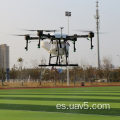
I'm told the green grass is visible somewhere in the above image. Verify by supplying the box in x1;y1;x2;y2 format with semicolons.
0;86;120;120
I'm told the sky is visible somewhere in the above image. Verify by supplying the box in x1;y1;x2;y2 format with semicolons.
0;0;120;68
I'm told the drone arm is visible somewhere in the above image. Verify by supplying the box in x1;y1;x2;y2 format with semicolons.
30;37;39;40
70;34;94;49
67;34;88;39
29;37;42;48
76;35;89;38
67;34;89;52
25;37;40;50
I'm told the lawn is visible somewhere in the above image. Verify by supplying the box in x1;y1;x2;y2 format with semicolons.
0;86;120;120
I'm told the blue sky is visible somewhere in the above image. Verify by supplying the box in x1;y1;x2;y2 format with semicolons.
0;0;120;68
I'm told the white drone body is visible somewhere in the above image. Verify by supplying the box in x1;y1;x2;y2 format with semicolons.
41;41;69;55
41;33;69;63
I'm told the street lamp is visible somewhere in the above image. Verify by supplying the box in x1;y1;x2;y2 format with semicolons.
65;11;71;86
65;11;71;35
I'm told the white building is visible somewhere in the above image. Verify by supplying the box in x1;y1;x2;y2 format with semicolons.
0;44;9;70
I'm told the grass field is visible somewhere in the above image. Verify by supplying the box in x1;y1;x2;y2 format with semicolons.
0;86;120;120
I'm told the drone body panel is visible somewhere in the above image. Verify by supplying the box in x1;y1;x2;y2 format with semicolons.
50;33;67;39
41;41;69;56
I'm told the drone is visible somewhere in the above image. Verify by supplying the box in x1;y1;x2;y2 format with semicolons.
17;28;94;67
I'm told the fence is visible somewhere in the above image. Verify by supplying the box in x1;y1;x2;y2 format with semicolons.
0;80;120;88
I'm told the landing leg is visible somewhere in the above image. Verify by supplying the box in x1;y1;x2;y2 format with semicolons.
49;53;52;64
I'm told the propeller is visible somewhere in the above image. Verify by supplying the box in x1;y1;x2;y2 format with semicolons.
75;30;95;50
12;34;31;51
20;29;58;38
75;29;107;50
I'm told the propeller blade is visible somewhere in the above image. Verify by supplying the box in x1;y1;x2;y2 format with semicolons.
76;30;93;32
20;29;37;32
11;34;35;36
26;30;36;32
75;29;106;34
44;30;59;32
13;34;26;36
21;29;59;32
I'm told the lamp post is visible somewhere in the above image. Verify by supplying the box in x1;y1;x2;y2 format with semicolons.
65;11;71;86
94;54;96;67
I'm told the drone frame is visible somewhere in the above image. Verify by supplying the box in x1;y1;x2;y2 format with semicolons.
21;30;94;67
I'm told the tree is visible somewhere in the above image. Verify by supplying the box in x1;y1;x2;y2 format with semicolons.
17;57;24;70
102;56;114;82
17;57;24;80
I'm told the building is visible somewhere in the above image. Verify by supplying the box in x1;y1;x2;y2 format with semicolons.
0;44;9;70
